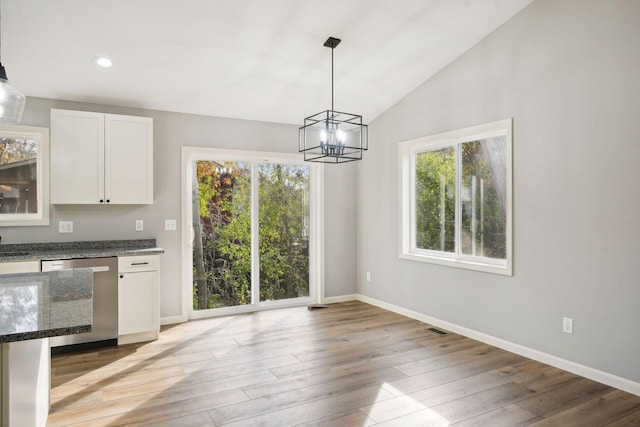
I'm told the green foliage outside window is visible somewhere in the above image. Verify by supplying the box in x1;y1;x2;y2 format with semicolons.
415;137;507;260
192;161;310;310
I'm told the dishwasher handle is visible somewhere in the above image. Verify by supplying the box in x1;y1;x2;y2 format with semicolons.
41;261;65;271
87;266;111;273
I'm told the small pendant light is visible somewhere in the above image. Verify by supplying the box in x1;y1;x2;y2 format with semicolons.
0;0;26;124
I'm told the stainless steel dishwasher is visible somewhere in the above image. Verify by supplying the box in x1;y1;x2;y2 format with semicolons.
42;257;118;350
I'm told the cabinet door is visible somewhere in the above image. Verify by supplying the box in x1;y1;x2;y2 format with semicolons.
118;270;159;336
50;109;105;204
105;114;153;204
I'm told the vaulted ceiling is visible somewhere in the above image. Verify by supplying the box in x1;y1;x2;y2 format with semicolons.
2;0;534;125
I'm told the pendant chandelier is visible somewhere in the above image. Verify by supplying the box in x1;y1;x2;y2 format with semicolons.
299;37;368;164
0;0;25;124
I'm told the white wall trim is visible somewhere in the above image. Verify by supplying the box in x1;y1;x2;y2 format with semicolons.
324;294;358;304
356;294;640;397
397;118;513;276
313;165;325;305
160;315;186;326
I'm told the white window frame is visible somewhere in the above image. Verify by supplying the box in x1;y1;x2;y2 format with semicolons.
398;119;513;276
181;146;325;321
0;125;50;226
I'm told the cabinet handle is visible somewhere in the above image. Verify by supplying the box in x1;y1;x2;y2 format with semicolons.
119;275;124;279
106;199;110;203
131;262;149;266
99;199;104;203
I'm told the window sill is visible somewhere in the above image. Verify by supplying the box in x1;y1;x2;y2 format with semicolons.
399;251;512;276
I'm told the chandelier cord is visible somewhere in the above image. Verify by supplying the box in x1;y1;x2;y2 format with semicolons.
331;45;334;111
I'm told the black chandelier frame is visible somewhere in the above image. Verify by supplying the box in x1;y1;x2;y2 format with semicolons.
299;37;368;164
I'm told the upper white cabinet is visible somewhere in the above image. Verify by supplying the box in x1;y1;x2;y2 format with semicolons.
104;114;154;204
50;109;153;204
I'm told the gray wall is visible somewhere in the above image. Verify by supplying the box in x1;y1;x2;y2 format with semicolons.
357;0;640;383
3;97;357;318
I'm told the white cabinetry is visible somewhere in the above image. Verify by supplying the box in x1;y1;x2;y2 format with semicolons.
50;109;153;204
117;255;160;345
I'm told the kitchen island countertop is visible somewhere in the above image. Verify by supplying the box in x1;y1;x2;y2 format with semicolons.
0;269;93;343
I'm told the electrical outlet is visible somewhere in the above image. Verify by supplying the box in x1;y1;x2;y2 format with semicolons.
135;220;144;231
58;221;73;233
366;272;371;282
165;219;177;231
562;317;573;334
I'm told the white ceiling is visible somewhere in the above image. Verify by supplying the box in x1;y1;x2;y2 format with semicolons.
2;0;534;125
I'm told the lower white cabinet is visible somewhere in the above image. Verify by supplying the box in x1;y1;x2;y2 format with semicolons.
117;255;160;345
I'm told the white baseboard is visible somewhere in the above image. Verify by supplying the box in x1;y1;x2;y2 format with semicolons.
118;330;159;345
324;294;358;304
357;294;640;397
161;315;187;326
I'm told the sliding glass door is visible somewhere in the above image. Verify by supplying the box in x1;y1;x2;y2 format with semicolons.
183;148;321;318
258;163;310;302
192;160;252;310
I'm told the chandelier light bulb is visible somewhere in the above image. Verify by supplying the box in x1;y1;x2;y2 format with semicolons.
0;74;26;124
0;0;27;123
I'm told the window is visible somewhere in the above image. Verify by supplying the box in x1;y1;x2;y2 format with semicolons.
399;119;512;275
182;147;323;319
0;125;50;226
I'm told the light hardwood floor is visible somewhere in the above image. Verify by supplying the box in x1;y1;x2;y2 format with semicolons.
48;301;640;426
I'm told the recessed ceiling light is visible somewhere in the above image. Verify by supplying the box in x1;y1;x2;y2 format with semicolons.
95;57;113;68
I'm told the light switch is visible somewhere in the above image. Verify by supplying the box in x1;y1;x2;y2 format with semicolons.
135;220;144;231
59;221;73;233
165;219;177;231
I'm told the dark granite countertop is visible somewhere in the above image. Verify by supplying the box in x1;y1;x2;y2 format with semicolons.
0;239;164;263
0;269;93;343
